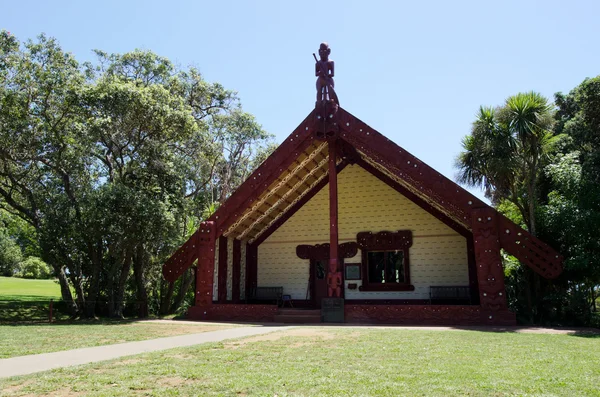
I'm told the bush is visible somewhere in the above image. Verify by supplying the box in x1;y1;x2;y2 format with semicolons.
16;257;53;279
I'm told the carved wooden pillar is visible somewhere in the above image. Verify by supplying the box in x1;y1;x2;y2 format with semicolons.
471;208;509;321
232;239;241;303
195;221;216;306
218;235;228;303
327;140;342;297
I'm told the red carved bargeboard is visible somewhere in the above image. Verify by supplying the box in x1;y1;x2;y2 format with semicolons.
188;304;278;322
345;305;516;325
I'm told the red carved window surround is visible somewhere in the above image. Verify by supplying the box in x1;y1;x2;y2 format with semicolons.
357;230;414;292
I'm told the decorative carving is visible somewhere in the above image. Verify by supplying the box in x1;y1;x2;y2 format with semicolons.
356;230;413;250
357;230;414;292
296;242;358;260
334;107;563;277
498;216;563;279
327;271;343;297
193;221;217;306
471;208;508;316
314;42;339;107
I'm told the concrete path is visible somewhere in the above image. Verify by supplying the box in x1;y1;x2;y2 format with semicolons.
0;325;292;379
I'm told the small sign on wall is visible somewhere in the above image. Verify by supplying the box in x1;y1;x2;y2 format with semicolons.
345;262;361;280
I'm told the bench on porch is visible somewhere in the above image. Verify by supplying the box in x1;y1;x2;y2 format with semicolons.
429;286;471;304
247;286;284;307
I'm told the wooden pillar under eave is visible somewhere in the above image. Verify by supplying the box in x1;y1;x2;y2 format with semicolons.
218;236;228;303
232;239;241;303
327;140;341;297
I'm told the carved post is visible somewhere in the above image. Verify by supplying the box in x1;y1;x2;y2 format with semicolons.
196;221;216;306
471;208;511;323
327;140;341;297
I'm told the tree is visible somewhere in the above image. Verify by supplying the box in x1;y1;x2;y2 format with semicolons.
0;31;272;318
456;92;561;323
456;92;559;236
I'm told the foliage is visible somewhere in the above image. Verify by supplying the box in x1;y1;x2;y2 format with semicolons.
16;256;53;279
0;229;22;276
0;31;273;318
456;92;560;235
459;80;600;326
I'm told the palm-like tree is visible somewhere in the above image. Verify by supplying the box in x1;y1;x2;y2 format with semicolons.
456;92;559;236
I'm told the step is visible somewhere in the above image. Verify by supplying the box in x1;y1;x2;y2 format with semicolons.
273;314;322;324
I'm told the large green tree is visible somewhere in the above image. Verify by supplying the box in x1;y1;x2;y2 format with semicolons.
0;31;272;318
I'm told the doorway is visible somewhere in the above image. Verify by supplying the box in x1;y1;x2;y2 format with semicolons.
310;259;328;308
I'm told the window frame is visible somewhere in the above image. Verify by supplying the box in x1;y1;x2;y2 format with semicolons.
357;230;414;292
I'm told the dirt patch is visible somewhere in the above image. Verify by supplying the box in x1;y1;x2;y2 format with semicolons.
224;328;335;349
132;323;230;337
112;358;144;366
19;388;84;397
1;379;34;394
157;376;190;387
167;353;195;360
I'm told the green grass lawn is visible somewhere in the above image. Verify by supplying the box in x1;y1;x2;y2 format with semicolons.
0;276;62;301
0;321;236;358
0;276;69;323
1;327;599;396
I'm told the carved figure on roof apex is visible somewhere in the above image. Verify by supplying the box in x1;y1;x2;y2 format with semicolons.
314;42;339;108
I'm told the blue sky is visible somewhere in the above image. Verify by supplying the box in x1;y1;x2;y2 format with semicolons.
3;0;599;201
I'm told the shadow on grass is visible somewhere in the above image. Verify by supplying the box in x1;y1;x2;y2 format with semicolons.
447;325;600;337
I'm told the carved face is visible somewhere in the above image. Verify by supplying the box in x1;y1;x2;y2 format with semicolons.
318;43;330;60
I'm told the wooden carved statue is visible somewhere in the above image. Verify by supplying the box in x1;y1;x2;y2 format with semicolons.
327;271;342;297
314;42;339;106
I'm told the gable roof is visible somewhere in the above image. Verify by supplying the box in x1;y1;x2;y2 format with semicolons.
163;107;564;282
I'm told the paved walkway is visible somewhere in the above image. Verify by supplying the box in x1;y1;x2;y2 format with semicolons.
0;325;292;379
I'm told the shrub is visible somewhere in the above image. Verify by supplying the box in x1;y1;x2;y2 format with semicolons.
16;257;53;279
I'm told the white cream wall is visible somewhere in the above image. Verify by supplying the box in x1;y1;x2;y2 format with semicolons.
257;164;469;300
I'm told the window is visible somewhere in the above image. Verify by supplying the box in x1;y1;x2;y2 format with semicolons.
367;250;405;284
357;231;414;291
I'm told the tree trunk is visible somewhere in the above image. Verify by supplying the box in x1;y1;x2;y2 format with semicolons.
113;248;132;318
84;241;103;318
171;267;194;314
55;265;78;315
133;245;149;318
160;279;175;315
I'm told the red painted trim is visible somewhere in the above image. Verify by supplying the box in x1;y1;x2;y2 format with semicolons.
212;111;318;235
466;236;479;304
252;161;348;246
165;106;563;285
188;304;277;322
232;239;241;303
471;208;508;313
356;157;471;238
218;236;228;303
357;230;413;291
337;108;485;224
194;221;216;306
328;140;339;276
